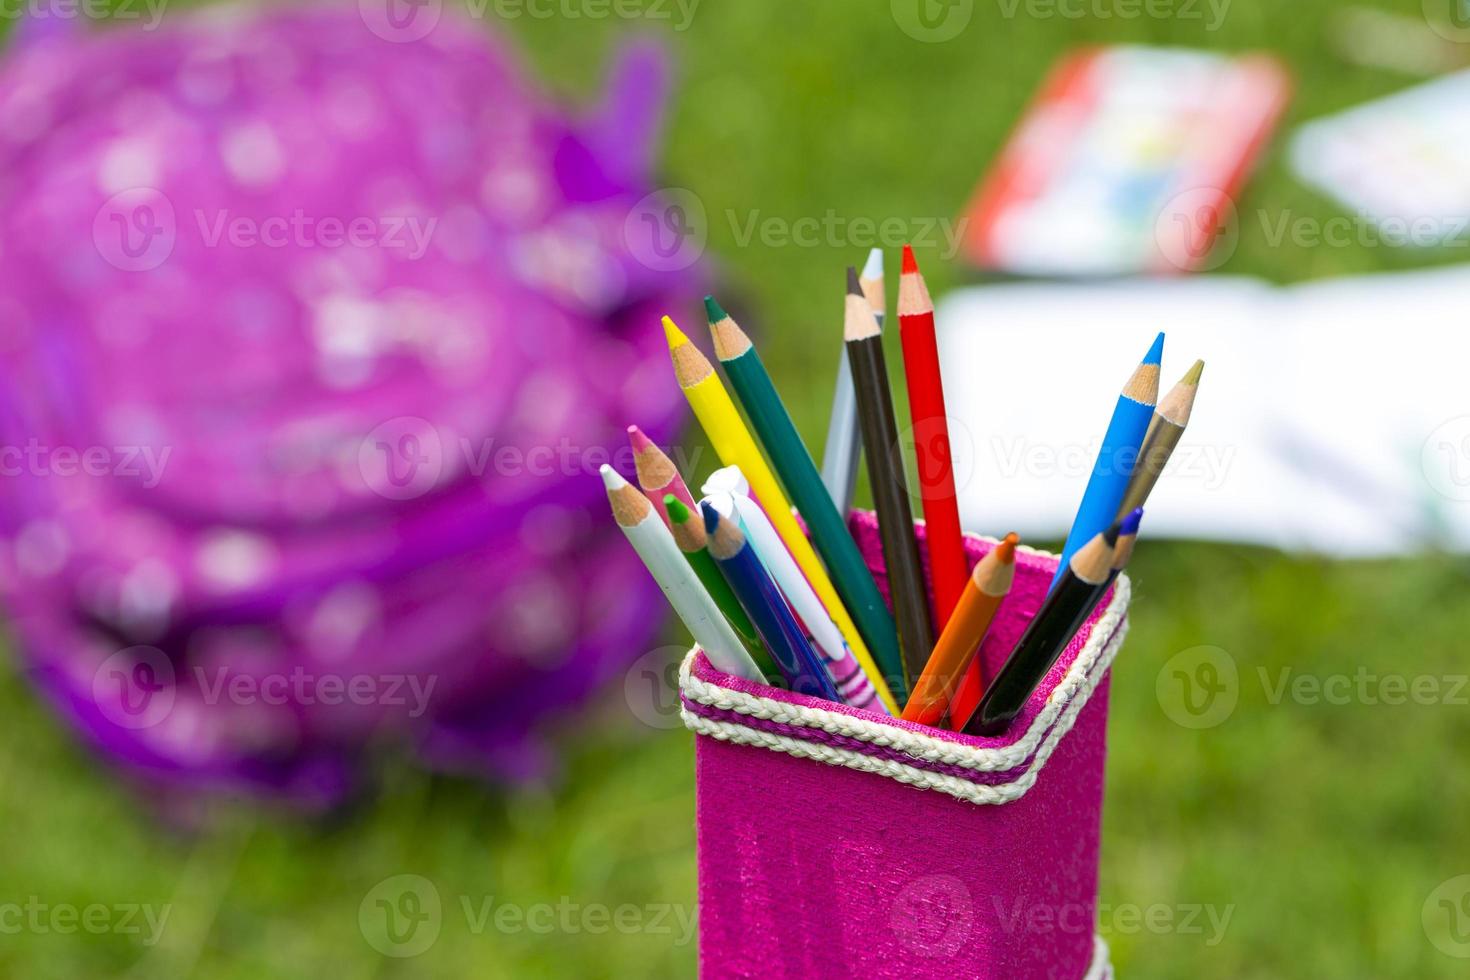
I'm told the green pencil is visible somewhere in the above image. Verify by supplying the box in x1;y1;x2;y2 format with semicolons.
665;495;781;683
706;295;908;702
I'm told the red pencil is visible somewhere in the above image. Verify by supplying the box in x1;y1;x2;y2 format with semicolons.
897;245;967;629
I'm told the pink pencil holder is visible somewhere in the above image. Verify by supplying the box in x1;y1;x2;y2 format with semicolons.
679;512;1129;979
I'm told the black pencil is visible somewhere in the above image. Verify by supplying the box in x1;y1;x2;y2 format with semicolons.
844;266;934;692
960;523;1120;736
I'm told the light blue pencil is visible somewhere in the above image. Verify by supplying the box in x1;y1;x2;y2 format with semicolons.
820;248;884;513
1049;333;1163;592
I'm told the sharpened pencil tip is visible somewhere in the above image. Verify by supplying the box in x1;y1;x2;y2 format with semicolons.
995;532;1019;564
862;248;884;281
665;495;692;523
1142;332;1165;366
599;464;626;491
1182;359;1205;385
662;315;689;349
627;425;655;455
901;243;919;275
699;500;721;535
703;295;728;325
1120;507;1144;536
845;266;863;296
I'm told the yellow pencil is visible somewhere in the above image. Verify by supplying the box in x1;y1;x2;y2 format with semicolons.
663;316;898;714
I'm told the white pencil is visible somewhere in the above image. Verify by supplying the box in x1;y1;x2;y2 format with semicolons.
819;248;884;513
703;466;885;713
601;465;763;682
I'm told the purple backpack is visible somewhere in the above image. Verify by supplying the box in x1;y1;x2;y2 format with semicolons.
0;4;693;809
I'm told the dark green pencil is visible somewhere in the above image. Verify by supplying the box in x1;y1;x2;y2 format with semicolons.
707;296;907;704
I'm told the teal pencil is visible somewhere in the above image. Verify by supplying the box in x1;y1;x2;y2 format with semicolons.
707;295;906;702
1050;334;1162;592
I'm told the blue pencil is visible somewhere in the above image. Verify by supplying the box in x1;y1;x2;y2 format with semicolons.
1050;333;1163;592
701;502;841;703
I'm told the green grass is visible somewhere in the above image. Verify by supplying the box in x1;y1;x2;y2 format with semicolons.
5;0;1470;976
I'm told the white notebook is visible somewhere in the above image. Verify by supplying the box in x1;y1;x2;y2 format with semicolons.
933;268;1470;556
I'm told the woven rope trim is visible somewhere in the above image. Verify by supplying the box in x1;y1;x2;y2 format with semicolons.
679;575;1129;779
1086;935;1114;980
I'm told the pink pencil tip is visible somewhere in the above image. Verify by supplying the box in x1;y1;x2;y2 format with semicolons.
627;426;655;454
901;244;919;275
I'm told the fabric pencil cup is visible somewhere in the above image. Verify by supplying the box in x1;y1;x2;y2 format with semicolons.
678;511;1129;979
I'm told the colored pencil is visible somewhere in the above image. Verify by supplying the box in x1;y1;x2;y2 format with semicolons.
664;315;900;714
664;494;778;681
702;502;841;702
1049;333;1162;592
600;465;763;683
897;245;968;629
962;525;1120;737
706;294;903;704
903;533;1019;728
1117;361;1204;519
820;247;884;514
629;425;695;528
844;266;934;690
704;486;884;713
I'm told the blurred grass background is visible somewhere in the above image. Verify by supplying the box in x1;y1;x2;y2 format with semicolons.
4;0;1470;976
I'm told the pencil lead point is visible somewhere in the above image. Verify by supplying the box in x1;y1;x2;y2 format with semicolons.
1120;507;1144;536
662;315;689;349
901;244;919;275
700;500;721;535
703;295;728;325
627;425;654;454
599;464;626;490
995;532;1019;563
1142;332;1165;366
862;248;884;281
664;495;691;523
845;266;863;296
1182;359;1205;385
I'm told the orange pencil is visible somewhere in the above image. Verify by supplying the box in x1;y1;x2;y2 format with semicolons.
901;534;1019;728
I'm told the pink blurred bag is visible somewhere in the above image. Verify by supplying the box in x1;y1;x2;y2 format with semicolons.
679;512;1128;978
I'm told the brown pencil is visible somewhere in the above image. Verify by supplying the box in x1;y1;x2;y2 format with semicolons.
844;266;934;691
1117;360;1203;518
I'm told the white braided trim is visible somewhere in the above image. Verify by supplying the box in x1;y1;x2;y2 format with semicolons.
682;609;1125;805
680;575;1130;778
1086;935;1114;980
